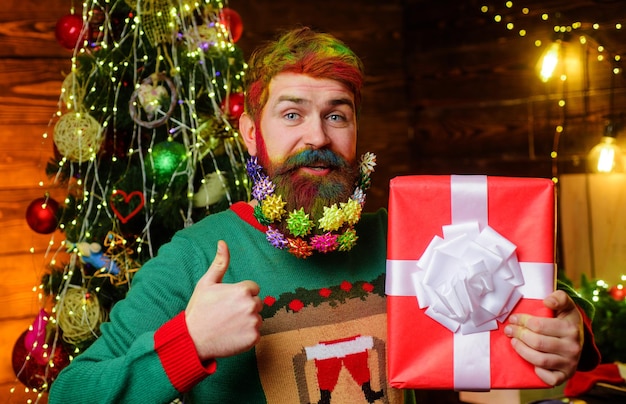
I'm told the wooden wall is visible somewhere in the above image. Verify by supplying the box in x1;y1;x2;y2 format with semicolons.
1;0;71;400
2;0;626;401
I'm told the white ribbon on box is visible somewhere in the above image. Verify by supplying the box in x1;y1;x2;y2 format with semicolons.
386;175;554;390
414;220;524;335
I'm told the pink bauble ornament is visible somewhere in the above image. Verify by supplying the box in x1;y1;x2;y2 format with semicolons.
221;92;245;120
55;14;85;50
24;309;50;366
219;8;243;43
26;197;59;234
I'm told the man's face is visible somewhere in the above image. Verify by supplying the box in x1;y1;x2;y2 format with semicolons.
241;72;359;220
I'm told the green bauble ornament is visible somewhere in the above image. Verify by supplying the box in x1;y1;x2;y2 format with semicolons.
145;141;188;188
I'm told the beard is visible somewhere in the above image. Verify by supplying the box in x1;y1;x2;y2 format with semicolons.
260;148;359;235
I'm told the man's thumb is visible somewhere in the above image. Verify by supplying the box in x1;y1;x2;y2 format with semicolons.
204;240;230;284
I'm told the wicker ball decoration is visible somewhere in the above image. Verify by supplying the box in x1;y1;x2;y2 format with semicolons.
61;71;86;109
56;288;104;345
53;112;103;162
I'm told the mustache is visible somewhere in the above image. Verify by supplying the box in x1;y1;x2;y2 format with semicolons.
273;149;349;176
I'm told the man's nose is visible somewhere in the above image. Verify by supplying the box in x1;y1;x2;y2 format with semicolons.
304;118;330;149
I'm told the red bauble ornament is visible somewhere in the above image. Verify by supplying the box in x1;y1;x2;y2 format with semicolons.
101;127;130;159
55;14;85;50
26;197;60;234
221;92;245;120
219;8;243;42
609;285;626;301
12;330;70;390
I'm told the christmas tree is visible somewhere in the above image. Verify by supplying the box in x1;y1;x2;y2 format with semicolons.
13;0;248;398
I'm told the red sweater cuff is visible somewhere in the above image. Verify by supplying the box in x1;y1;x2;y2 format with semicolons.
577;307;601;372
154;311;217;392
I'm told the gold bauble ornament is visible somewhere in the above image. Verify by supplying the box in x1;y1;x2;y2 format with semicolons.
56;287;104;345
53;112;103;162
61;71;86;109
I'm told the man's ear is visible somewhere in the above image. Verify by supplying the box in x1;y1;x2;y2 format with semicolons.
239;112;257;156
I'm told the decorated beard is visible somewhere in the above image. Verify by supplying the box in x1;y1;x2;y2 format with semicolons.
247;149;376;258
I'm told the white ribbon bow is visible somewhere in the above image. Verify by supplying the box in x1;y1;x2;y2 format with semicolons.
413;221;525;334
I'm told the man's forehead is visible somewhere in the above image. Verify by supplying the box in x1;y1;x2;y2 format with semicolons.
267;72;354;102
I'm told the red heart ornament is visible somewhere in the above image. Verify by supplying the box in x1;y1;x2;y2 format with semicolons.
110;190;145;224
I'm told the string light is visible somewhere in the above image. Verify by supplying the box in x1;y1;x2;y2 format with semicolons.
482;2;626;181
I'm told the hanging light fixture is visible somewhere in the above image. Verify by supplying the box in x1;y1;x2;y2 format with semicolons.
536;24;574;83
587;121;624;173
588;59;624;173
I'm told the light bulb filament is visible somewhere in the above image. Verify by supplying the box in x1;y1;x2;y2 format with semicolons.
597;147;616;172
539;42;561;82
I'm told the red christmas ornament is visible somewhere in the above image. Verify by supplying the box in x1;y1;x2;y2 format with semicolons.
55;14;85;50
11;329;70;390
609;285;626;301
26;197;60;234
221;92;245;120
101;127;130;159
219;8;243;43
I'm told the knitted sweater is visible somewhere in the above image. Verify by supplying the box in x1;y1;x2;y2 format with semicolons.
49;202;403;403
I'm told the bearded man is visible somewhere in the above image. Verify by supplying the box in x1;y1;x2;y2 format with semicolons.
50;27;599;404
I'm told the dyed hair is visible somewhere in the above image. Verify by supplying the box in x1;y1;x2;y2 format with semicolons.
243;27;365;124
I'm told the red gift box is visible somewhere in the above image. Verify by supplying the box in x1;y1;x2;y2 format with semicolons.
386;175;556;390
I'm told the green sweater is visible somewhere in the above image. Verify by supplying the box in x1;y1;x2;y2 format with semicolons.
49;203;402;403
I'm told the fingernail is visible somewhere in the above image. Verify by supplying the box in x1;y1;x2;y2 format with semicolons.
504;325;513;337
508;314;518;324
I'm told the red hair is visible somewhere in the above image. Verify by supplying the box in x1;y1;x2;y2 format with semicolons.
244;27;365;125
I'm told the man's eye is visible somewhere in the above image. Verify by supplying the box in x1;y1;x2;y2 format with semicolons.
284;112;299;120
327;114;345;122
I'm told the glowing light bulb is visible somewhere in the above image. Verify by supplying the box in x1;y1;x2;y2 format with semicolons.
538;41;561;82
588;129;624;173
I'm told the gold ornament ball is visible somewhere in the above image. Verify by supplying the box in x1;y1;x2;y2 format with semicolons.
53;112;103;162
61;71;85;109
56;288;104;345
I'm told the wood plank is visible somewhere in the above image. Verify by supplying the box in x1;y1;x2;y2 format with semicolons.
560;174;626;287
0;58;66;125
0;0;76;59
1;0;67;12
0;252;48;321
0;126;56;190
0;19;61;59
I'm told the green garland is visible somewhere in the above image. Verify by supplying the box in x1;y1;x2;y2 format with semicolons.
575;274;626;363
260;273;385;319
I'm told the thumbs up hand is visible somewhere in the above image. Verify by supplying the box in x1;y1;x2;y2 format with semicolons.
185;240;262;361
